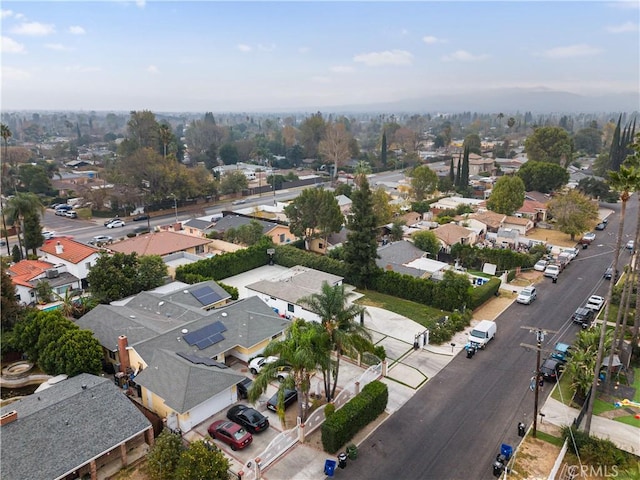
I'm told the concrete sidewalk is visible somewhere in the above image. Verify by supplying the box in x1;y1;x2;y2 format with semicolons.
541;397;640;455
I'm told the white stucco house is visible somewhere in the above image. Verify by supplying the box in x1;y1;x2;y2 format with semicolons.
39;237;101;288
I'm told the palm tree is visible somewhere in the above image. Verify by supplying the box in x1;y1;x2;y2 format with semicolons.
159;124;172;159
584;165;639;433
4;192;45;259
1;123;11;159
299;282;371;401
248;320;328;424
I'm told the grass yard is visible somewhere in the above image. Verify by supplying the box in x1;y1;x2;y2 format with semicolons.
551;373;575;405
535;430;565;448
355;289;445;329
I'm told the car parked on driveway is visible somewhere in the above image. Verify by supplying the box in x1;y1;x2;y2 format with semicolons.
516;286;537;305
533;260;548;272
226;405;269;434
208;420;253;450
236;377;253;400
106;219;125;228
572;307;595;329
249;356;278;375
540;357;562;382
585;295;605;311
266;388;298;412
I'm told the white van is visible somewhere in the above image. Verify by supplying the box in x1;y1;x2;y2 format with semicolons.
468;320;497;349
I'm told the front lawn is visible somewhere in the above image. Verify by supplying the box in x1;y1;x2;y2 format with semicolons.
355;289;446;329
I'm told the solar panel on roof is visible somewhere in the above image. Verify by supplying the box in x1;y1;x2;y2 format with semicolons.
194;332;224;350
191;286;223;306
183;321;227;345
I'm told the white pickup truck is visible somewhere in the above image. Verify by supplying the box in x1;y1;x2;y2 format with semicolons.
468;320;497;349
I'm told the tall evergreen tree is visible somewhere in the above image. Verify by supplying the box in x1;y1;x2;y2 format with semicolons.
608;116;637;171
455;156;461;187
343;176;380;288
449;158;455;184
23;211;44;256
461;146;470;188
380;131;387;166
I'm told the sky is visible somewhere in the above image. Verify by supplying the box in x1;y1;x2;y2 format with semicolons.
1;1;639;113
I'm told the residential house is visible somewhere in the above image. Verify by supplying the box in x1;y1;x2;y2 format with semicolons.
525;191;552;205
515;199;548;223
245;266;343;323
376;240;448;278
495;227;520;248
463;210;507;234
211;214;296;245
107;231;211;257
39;237;101;289
335;194;353;215
8;259;81;306
0;373;153;480
503;215;534;235
430;196;485;212
308;226;349;255
433;223;477;252
76;294;289;432
468;153;495;176
181;218;216;238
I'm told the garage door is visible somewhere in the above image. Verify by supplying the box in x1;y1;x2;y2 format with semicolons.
179;387;235;432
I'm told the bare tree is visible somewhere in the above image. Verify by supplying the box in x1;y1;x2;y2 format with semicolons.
319;122;351;180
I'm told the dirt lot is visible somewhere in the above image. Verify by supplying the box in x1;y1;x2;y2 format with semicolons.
509;423;563;480
527;227;578;248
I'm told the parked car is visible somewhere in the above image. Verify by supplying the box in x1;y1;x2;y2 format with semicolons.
516;286;537;305
266;388;298;412
580;232;596;245
585;295;605;311
55;208;68;216
571;307;595;329
55;204;72;212
133;225;150;235
533;260;548;272
236;377;253;400
248;356;278;375
604;267;618;281
595;222;607;231
275;365;292;382
42;231;55;240
106;219;125;228
89;235;112;245
543;264;560;278
64;210;78;218
625;240;635;252
104;218;119;226
232;199;246;205
561;247;579;260
540;357;562;382
132;213;149;221
550;342;572;364
207;420;252;450
226;405;269;433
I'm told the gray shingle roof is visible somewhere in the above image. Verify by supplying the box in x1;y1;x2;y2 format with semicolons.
376;241;429;278
212;215;278;235
133;349;246;412
154;280;231;310
245;266;343;305
0;374;151;480
183;218;215;231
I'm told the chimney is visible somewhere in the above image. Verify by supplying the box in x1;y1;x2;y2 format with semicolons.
1;411;18;426
55;242;64;255
117;335;130;373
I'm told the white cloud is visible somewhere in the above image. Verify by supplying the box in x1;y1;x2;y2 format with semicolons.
257;43;275;52
607;1;639;9
298;46;310;54
1;9;14;19
442;50;489;62
330;65;355;73
68;25;86;35
237;44;252;52
2;65;31;80
136;0;146;7
64;65;101;73
606;21;638;33
423;35;445;45
353;49;413;66
147;65;159;74
45;43;71;51
539;44;603;59
11;22;55;36
1;36;26;54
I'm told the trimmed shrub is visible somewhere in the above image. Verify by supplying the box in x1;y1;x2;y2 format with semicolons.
218;282;239;300
324;403;336;419
468;278;501;310
321;381;388;454
274;245;347;278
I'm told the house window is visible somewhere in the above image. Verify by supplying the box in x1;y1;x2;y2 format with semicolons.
30;291;35;297
85;262;91;270
279;234;285;243
108;351;116;360
318;243;324;249
287;303;295;313
195;245;204;254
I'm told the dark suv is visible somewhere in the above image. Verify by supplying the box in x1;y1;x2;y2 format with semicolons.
572;307;595;329
540;357;562;382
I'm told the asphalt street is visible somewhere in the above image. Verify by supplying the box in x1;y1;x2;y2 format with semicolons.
347;199;636;480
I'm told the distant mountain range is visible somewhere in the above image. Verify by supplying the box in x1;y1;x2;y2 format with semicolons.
310;87;639;114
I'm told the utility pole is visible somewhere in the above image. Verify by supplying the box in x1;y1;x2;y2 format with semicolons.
521;326;557;438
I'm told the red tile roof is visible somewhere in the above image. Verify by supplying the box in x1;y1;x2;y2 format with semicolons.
40;237;100;264
9;260;54;287
107;231;211;256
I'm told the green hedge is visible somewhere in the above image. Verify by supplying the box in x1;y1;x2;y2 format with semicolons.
468;277;501;310
274;245;347;278
175;240;272;282
370;270;434;305
321;380;388;454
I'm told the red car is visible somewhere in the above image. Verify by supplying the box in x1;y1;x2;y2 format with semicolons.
207;420;252;451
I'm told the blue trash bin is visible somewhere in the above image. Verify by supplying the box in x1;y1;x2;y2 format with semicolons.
501;443;513;460
324;459;337;477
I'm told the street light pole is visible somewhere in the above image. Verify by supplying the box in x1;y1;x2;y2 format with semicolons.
171;194;178;223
